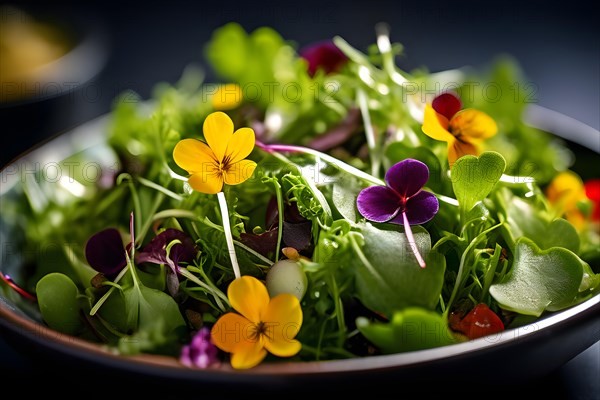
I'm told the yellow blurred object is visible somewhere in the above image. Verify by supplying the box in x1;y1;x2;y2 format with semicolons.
546;171;589;229
211;83;243;110
0;6;72;102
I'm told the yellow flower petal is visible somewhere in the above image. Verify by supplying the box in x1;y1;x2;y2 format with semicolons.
173;139;217;174
225;127;255;165
546;171;586;212
224;159;257;186
448;140;478;168
228;276;269;324
422;104;454;142
203;111;234;161
211;312;253;353
188;171;223;194
449;109;497;141
230;337;268;369
262;294;303;357
212;84;243;111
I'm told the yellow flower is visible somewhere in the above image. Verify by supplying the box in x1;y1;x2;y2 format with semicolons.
422;92;497;167
173;112;257;194
212;83;243;110
546;171;588;229
211;276;303;369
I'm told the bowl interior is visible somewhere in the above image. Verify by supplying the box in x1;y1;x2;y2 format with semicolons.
0;106;599;385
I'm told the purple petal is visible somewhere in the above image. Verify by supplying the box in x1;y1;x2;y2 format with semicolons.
357;186;402;223
180;327;219;369
283;221;312;251
85;228;127;278
239;228;279;258
136;229;197;274
390;191;439;225
265;197;306;229
299;40;348;77
432;92;462;120
385;159;430;198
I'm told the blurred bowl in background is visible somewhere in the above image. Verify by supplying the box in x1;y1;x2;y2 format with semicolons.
0;4;109;166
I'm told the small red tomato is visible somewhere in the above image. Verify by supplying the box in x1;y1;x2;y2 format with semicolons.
457;304;504;340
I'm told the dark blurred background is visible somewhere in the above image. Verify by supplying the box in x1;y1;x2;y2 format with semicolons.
1;0;598;396
1;0;598;167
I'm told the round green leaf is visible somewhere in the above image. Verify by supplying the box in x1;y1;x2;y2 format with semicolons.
36;273;84;335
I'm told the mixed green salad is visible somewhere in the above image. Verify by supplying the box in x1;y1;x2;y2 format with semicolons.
1;23;599;369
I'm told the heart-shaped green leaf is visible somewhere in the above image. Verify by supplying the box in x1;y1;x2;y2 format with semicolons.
505;195;580;252
349;223;445;317
36;273;84;335
490;238;585;316
451;152;506;219
356;308;457;353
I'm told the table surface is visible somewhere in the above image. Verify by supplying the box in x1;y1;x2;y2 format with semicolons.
1;0;599;396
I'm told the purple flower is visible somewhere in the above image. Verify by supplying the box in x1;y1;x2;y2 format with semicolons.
299;40;348;77
180;327;219;369
356;159;439;268
136;229;198;296
85;228;127;279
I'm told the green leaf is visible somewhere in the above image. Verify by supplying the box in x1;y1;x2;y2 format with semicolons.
36;273;84;335
451;152;506;220
98;289;129;333
331;176;361;222
356;308;457;353
350;223;445;317
505;195;580;252
490;238;585;316
122;283;185;333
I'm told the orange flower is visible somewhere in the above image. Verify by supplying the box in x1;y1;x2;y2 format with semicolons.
211;276;303;369
422;92;497;167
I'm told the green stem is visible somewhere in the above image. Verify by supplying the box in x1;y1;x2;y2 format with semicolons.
152;209;201;222
357;88;380;177
443;222;502;318
271;179;284;262
198;215;275;266
375;22;408;86
136;192;165;246
126;179;142;237
137;176;184;201
179;268;229;311
89;266;129;316
217;191;241;279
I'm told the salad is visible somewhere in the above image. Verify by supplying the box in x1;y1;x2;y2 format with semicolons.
1;23;599;370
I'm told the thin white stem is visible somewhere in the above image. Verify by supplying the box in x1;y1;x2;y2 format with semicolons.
257;142;385;186
402;211;426;268
217;191;241;279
